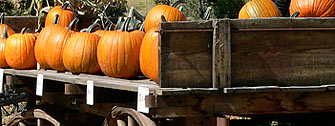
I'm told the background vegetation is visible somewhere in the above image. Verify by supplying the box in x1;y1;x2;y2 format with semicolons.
1;0;248;19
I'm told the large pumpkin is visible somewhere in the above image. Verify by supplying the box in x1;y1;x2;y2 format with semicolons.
45;3;76;27
97;17;145;78
139;27;159;82
144;3;186;32
0;13;15;38
45;18;78;71
4;28;37;69
0;27;9;68
289;0;335;17
35;14;61;69
238;0;282;19
63;23;101;74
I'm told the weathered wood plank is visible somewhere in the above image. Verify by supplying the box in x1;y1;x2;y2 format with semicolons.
4;69;159;93
159;21;213;88
4;16;38;32
213;19;231;88
147;91;335;116
230;29;335;87
230;17;335;29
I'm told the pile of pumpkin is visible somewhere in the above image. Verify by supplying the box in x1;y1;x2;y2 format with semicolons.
0;1;187;83
238;0;335;18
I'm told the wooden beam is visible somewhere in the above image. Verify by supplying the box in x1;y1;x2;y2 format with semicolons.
230;17;335;29
213;19;231;88
147;91;335;116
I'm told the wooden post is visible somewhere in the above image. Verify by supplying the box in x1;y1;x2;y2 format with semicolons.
213;19;231;88
217;117;229;126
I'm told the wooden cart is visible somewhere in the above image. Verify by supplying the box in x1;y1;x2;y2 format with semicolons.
3;16;335;126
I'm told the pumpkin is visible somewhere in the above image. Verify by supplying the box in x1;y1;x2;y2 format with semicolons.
63;23;101;74
97;17;145;78
0;27;9;68
238;0;282;19
4;28;37;69
35;14;61;69
289;0;335;17
144;1;186;32
0;13;15;38
45;3;76;27
45;18;78;71
139;27;159;82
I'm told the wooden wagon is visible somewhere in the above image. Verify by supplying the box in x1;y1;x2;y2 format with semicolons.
3;16;335;126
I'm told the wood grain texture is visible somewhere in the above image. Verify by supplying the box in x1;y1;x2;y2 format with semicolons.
230;17;335;29
159;21;213;88
231;30;335;86
147;91;335;116
213;19;231;88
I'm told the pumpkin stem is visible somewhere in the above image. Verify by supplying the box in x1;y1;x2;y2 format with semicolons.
0;13;4;24
161;15;167;22
291;11;300;17
120;17;131;32
139;22;144;31
128;7;135;17
25;28;31;33
68;18;79;31
3;27;8;39
171;0;185;8
203;7;212;20
20;27;26;34
87;23;100;33
108;23;115;31
62;2;69;10
114;17;124;30
134;9;145;22
53;14;60;24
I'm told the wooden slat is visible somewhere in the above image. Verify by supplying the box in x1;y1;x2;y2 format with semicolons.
159;21;213;88
4;16;38;32
213;19;231;88
230;17;335;29
230;29;335;87
147;91;335;116
4;69;159;93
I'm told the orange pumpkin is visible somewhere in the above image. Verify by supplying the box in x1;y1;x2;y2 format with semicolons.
45;3;76;27
63;23;101;74
45;18;78;71
0;27;9;68
4;28;37;69
289;0;335;17
97;17;145;78
144;4;186;32
35;14;61;69
238;0;282;19
0;13;15;38
139;27;159;82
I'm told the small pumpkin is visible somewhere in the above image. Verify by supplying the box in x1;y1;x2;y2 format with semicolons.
4;27;37;69
45;18;78;71
0;13;15;38
63;23;101;74
238;0;282;19
0;27;9;68
289;0;335;17
97;17;145;78
45;3;76;27
144;1;186;32
35;14;61;69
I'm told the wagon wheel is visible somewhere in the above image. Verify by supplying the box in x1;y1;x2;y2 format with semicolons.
102;106;156;126
5;109;60;126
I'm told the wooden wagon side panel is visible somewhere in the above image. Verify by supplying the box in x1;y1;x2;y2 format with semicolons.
159;21;213;88
227;18;335;87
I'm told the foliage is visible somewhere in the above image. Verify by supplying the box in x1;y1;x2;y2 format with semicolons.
210;0;245;18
